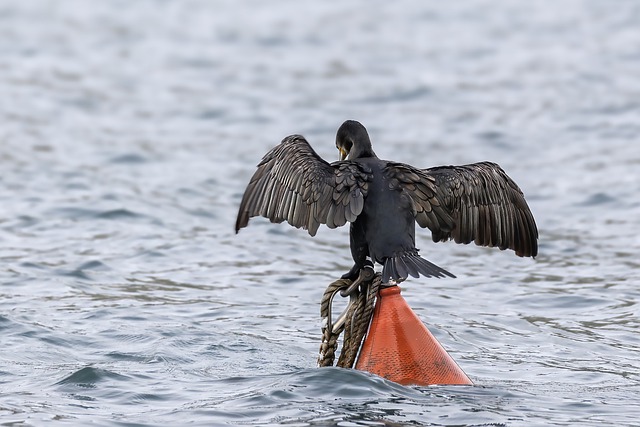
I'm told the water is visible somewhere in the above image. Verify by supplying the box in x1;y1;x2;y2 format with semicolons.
1;0;640;425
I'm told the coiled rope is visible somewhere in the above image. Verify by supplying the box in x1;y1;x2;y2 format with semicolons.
317;267;381;368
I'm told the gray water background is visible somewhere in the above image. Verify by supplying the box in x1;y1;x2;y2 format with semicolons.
1;1;640;426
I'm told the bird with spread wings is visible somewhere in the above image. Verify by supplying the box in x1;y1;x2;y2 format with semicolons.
236;120;538;284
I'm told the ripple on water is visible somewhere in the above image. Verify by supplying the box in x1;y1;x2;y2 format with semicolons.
578;192;619;206
188;368;532;426
56;366;130;388
104;352;154;363
108;153;148;164
45;206;162;224
54;366;178;410
56;260;111;281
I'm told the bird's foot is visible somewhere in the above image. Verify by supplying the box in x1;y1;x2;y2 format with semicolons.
340;261;375;297
341;264;361;281
341;260;374;281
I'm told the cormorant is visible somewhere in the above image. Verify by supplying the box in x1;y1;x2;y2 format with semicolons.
235;120;538;284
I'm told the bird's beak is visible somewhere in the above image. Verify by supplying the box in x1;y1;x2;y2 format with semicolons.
338;147;348;161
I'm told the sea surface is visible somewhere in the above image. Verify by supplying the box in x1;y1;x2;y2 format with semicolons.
1;1;640;426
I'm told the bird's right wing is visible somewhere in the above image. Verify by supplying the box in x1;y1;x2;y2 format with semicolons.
235;135;371;236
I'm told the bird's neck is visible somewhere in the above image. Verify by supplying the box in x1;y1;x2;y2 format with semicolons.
351;142;377;159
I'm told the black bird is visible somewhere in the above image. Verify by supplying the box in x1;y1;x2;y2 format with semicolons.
235;120;538;284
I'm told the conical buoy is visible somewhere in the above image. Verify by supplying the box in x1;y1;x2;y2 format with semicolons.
355;286;472;386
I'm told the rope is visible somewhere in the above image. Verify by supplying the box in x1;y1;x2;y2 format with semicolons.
318;270;381;369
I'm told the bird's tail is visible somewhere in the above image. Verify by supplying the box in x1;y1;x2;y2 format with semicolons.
382;252;455;284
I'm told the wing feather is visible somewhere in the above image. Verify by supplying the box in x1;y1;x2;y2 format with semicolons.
384;161;538;258
235;135;371;235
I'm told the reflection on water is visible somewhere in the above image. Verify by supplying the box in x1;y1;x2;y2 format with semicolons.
1;0;640;426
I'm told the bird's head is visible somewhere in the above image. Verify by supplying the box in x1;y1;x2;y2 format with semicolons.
336;120;376;161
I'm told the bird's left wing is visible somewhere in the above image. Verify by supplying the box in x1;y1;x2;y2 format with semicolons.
385;161;538;258
235;135;370;236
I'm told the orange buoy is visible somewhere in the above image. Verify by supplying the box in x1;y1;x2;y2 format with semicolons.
355;286;473;386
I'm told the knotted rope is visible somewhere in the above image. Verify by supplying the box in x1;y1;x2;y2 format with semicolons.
318;268;381;368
